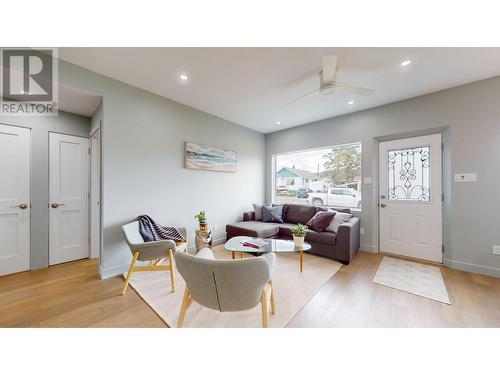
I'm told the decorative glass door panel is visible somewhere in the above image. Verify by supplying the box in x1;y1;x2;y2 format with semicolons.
387;146;430;202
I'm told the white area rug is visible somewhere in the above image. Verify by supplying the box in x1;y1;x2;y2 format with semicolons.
373;256;450;304
127;247;342;328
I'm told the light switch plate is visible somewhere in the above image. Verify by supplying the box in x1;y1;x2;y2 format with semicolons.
493;245;500;255
454;173;477;182
363;177;372;185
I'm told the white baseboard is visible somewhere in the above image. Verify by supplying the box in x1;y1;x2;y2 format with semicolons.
99;263;130;280
443;258;500;278
360;243;378;253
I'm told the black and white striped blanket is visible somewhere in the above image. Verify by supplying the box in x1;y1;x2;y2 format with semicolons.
137;215;185;243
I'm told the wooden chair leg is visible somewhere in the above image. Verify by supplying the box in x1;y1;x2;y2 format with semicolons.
121;251;139;295
261;289;269;328
269;280;276;314
168;248;175;292
177;288;191;328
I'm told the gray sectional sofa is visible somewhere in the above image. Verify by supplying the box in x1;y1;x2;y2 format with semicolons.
226;204;360;264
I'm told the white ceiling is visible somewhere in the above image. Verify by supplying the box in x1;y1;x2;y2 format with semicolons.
59;48;500;133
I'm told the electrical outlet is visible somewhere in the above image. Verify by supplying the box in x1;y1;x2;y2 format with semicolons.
213;225;218;233
493;245;500;255
360;227;365;236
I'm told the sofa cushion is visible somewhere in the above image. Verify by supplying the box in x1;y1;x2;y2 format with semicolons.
326;210;353;233
226;221;279;238
305;229;336;245
277;222;296;237
262;205;283;223
284;204;318;224
253;203;263;221
306;210;336;232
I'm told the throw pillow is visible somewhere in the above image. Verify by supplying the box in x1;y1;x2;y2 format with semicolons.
307;211;336;232
326;209;353;233
262;205;284;223
253;203;263;221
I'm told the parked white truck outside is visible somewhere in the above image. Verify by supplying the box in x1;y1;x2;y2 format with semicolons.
307;187;361;208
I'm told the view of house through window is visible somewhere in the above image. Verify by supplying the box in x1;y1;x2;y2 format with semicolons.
274;143;362;209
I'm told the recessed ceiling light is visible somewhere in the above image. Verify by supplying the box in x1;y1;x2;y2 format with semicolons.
179;74;188;81
400;60;412;67
348;100;354;105
275;121;281;125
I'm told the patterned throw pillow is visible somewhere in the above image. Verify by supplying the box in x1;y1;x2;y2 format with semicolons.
306;210;336;232
262;205;284;223
326;209;353;233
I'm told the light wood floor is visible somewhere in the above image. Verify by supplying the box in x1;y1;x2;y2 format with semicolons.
1;250;499;327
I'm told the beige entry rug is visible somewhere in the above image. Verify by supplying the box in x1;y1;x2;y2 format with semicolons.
127;247;342;328
373;256;450;304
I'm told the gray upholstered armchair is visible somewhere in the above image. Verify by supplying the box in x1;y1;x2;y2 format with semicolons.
175;248;276;328
121;221;188;295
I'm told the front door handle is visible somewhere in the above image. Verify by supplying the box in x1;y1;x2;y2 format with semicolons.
51;203;66;208
380;203;387;208
11;203;28;209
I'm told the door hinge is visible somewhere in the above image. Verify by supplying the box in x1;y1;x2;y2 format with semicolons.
441;142;444;151
88;147;91;155
88;192;90;199
441;193;444;202
442;244;445;253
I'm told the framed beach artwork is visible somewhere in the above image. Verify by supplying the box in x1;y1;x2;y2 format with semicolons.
185;142;237;173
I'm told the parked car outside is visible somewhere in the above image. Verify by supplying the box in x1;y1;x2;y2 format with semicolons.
296;188;310;198
307;187;361;208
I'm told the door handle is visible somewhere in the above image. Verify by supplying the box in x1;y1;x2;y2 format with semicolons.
51;203;66;208
11;203;28;209
380;203;387;208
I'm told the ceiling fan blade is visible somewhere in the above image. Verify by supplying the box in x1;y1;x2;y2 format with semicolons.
283;69;320;89
287;88;320;105
335;84;375;96
322;55;338;83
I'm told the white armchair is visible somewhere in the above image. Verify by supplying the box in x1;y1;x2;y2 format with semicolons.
121;221;188;295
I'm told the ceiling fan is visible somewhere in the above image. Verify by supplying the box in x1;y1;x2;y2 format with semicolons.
287;55;375;105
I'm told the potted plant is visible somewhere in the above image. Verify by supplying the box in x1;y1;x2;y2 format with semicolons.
292;223;307;247
195;210;207;231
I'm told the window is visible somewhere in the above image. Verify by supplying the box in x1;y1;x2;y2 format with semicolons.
273;142;362;209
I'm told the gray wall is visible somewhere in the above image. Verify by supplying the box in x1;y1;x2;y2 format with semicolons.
0;111;91;269
56;61;266;278
266;76;500;277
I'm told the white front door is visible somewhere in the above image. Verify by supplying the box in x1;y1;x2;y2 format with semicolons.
0;124;31;276
379;134;443;263
49;133;89;265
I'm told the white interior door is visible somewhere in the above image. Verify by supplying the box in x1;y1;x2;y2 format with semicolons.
49;133;89;265
0;124;30;276
379;134;442;263
90;128;100;259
